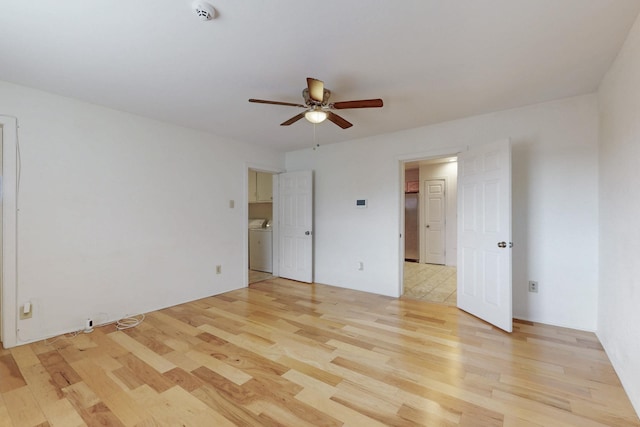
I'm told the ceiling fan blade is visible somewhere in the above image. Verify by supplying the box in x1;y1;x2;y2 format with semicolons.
326;111;353;129
280;112;306;126
249;99;306;108
332;99;384;109
307;78;325;103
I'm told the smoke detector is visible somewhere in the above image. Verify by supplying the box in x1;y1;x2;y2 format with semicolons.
192;2;216;21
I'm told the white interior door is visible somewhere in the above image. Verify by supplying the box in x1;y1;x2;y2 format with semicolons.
424;179;446;265
279;170;313;283
457;139;512;332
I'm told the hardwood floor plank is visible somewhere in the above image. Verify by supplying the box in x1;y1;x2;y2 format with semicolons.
36;350;83;391
331;380;417;427
0;395;15;427
0;354;27;393
3;386;48;427
162;367;205;392
191;365;259;405
120;327;174;356
75;401;126;427
185;348;253;385
277;355;343;386
9;345;41;370
108;332;176;374
62;381;101;410
133;384;238;427
114;353;174;393
39;398;86;427
283;369;392;427
161;350;203;372
71;358;151;426
197;324;282;362
20;363;64;404
396;403;462;427
191;383;265;426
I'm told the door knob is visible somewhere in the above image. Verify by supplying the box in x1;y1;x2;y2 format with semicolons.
426;225;430;228
305;231;311;235
497;241;507;248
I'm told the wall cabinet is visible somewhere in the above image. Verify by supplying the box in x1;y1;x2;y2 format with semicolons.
248;170;273;202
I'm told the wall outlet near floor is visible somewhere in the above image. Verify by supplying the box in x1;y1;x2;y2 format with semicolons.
19;302;33;320
216;265;222;274
528;280;539;293
358;261;364;271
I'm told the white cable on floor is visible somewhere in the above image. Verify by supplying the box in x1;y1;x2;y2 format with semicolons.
116;314;145;330
43;313;145;346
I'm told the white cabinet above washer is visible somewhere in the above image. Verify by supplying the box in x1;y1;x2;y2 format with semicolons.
248;170;273;203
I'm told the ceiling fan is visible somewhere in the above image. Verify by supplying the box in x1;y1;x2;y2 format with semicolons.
249;77;383;129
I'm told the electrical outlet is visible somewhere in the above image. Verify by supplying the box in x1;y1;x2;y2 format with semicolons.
216;265;222;274
358;261;364;271
528;280;539;293
19;303;33;320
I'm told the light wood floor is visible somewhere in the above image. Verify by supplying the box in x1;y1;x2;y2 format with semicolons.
1;278;638;427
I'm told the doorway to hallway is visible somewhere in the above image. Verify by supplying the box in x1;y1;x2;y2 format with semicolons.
402;156;458;304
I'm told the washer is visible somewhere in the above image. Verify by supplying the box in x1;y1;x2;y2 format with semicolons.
249;219;272;273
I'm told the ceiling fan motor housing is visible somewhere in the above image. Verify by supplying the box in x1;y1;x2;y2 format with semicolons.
302;88;331;105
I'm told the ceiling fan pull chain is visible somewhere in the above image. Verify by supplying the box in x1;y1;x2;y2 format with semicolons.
313;123;320;150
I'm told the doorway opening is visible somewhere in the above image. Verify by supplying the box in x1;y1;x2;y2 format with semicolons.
248;168;275;284
402;156;458;305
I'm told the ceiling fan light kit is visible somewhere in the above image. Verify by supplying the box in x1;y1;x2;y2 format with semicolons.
305;109;328;124
249;77;383;129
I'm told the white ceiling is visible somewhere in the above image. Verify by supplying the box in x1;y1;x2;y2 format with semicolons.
1;1;639;152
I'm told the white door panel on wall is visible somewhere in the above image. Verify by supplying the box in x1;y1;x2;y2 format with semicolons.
457;139;512;332
424;179;445;265
279;170;313;283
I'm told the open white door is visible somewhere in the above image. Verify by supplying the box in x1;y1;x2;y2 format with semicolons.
457;140;512;332
279;170;313;283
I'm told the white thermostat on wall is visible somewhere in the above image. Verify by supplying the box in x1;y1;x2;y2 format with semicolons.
356;199;367;208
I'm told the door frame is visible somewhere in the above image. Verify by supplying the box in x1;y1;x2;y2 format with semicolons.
245;163;282;287
0;116;18;348
398;147;465;296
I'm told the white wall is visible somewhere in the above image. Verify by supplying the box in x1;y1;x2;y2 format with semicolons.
0;80;283;346
419;161;458;266
286;94;599;331
597;13;640;415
